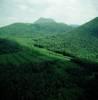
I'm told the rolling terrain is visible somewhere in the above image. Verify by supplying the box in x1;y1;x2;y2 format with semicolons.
0;18;75;39
0;38;82;100
0;17;98;100
34;17;98;61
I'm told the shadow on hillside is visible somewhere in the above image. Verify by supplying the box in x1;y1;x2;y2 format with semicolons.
0;38;23;54
65;56;98;100
33;45;98;100
0;59;82;100
0;38;98;100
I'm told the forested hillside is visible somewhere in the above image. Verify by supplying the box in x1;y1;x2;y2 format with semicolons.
0;17;98;100
34;17;98;61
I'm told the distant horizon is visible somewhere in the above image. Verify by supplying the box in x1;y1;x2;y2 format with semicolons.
0;16;97;28
0;0;98;27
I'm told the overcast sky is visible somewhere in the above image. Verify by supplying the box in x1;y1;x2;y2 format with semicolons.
0;0;98;26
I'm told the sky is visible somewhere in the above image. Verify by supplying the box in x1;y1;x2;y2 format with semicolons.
0;0;98;26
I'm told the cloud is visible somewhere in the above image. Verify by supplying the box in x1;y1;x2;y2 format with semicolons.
0;0;98;26
18;4;28;11
42;0;98;24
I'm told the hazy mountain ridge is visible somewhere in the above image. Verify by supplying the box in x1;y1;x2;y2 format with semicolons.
34;17;98;61
0;17;98;61
0;18;75;37
34;18;57;24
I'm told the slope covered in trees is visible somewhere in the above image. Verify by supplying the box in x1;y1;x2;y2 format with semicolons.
34;17;98;61
0;37;98;100
0;17;98;100
0;37;82;100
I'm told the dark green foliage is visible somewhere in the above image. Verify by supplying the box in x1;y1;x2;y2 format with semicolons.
0;17;98;100
34;44;44;48
71;57;98;68
0;37;98;100
34;17;98;61
83;74;98;100
0;38;83;100
51;50;76;58
0;38;22;54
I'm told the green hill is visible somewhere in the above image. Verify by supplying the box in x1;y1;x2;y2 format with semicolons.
33;18;75;34
0;37;84;100
0;37;98;100
0;18;75;39
34;17;98;61
0;18;76;46
0;23;33;37
0;17;98;99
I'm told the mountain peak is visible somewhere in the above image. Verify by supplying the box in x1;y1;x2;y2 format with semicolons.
34;17;56;24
